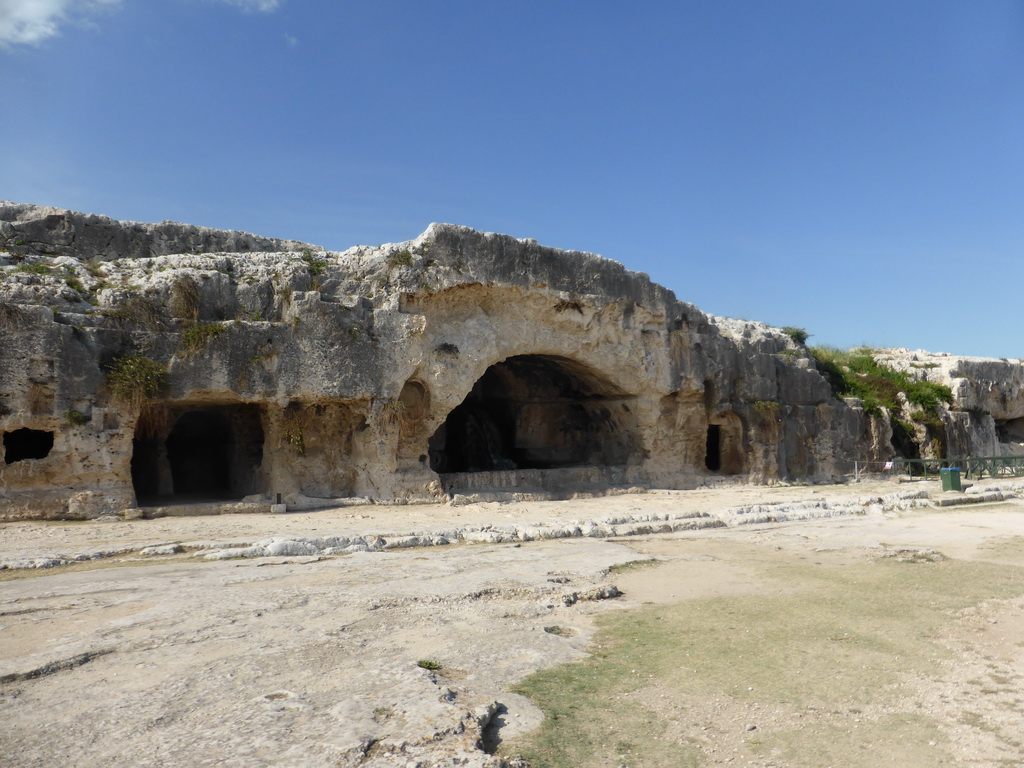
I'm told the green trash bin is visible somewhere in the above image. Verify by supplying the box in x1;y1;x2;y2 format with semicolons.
940;467;962;492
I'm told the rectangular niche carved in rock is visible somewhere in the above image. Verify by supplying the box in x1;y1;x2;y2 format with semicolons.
130;404;265;504
3;428;55;464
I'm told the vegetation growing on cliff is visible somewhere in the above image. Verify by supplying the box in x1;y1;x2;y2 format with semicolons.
301;251;328;290
387;248;414;268
809;347;952;418
379;399;408;426
65;409;88;426
169;275;201;321
13;262;52;275
178;322;225;356
106;354;167;406
102;294;165;330
781;326;810;345
281;408;306;455
62;271;85;293
0;303;26;330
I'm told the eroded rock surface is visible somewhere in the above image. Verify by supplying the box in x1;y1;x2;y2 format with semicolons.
4;483;1024;767
877;348;1024;457
0;536;634;768
1;202;1018;520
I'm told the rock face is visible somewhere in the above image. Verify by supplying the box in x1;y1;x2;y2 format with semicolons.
0;202;1015;519
0;202;310;260
875;349;1024;458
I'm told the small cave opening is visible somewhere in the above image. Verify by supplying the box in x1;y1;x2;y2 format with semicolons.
705;424;722;471
131;404;265;505
428;354;641;474
3;428;54;464
705;412;744;475
889;417;921;460
995;417;1024;447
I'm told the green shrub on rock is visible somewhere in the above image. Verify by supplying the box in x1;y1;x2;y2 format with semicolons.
809;346;953;418
781;326;810;345
178;322;224;355
106;354;167;406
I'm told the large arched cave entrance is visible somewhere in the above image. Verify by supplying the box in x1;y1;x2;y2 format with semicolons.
428;354;642;474
131;404;265;504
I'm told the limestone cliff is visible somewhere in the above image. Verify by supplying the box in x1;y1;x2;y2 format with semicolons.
875;349;1024;459
0;202;1002;520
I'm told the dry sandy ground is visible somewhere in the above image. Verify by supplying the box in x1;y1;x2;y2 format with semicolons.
1;479;1022;767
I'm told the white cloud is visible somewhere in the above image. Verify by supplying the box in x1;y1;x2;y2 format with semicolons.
0;0;280;49
0;0;118;47
219;0;280;11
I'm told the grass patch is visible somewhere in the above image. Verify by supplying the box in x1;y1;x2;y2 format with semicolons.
751;714;947;768
169;275;201;320
978;535;1024;564
64;273;85;293
508;655;701;768
178;322;225;355
102;294;165;331
106;354;167;406
417;659;442;671
505;553;1024;768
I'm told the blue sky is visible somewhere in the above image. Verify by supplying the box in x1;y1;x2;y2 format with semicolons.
2;1;1022;358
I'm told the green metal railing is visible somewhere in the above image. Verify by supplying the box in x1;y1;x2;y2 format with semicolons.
890;455;1024;479
963;455;1024;479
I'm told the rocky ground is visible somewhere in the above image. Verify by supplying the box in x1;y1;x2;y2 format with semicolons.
2;478;1023;767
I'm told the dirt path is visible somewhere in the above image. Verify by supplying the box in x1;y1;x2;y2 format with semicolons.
2;480;1023;767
